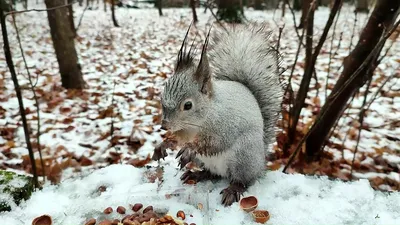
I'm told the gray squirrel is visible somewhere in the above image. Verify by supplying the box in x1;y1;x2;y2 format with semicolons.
152;23;282;206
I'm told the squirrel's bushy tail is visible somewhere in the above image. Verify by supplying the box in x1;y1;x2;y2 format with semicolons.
209;24;283;151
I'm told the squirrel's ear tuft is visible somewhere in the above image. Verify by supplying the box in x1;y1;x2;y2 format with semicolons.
175;22;196;72
195;26;212;95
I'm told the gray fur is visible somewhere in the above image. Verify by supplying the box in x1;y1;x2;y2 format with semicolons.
160;24;282;190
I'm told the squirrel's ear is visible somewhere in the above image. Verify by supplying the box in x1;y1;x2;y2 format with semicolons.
195;27;212;95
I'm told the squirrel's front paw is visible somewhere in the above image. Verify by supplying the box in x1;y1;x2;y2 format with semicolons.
176;147;195;169
220;183;246;207
180;170;219;184
151;142;168;161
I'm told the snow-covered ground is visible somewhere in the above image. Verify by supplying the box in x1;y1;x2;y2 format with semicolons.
0;1;399;224
1;164;400;225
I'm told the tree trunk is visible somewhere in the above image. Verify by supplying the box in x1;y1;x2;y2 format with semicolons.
254;0;263;10
190;0;198;22
298;0;312;28
305;0;400;158
111;0;119;26
355;0;369;13
293;0;301;10
44;0;85;89
217;0;244;23
157;0;163;16
67;0;76;37
103;0;107;12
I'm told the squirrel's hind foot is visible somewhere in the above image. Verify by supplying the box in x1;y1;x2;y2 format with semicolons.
180;169;220;184
220;182;247;207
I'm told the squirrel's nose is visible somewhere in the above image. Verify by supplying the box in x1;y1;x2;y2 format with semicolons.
161;120;170;130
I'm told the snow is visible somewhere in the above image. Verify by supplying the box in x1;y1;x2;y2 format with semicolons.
0;164;399;225
0;1;399;224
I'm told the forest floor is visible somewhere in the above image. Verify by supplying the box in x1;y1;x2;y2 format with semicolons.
0;2;399;225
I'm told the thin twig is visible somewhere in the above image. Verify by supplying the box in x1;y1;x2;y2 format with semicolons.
0;8;39;188
11;15;45;182
109;79;122;164
75;3;89;31
350;76;373;178
5;0;78;17
283;19;400;173
325;6;342;100
284;0;305;47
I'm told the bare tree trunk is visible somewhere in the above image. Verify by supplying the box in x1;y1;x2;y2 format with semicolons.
306;0;400;158
254;0;263;10
103;0;107;11
355;0;369;13
111;0;119;26
293;0;301;10
67;0;76;37
0;7;39;189
298;0;312;28
190;0;198;22
217;0;244;23
44;0;85;89
157;0;163;16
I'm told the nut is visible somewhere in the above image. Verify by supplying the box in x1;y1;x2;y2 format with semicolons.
132;203;143;212
84;218;96;225
143;205;153;214
239;195;258;212
197;203;203;210
103;207;113;214
177;210;186;220
98;219;112;225
117;206;126;214
190;223;196;225
111;219;120;225
251;210;270;224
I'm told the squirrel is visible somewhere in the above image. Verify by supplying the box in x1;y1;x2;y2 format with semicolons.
152;23;282;206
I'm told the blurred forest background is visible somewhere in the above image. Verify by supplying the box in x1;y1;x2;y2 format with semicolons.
0;0;399;199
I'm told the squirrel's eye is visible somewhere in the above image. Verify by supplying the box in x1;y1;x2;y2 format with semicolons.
183;101;192;110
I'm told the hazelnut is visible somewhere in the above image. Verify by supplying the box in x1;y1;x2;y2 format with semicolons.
131;203;143;212
84;218;96;225
103;207;113;214
143;206;153;214
177;210;186;220
117;206;126;214
111;219;120;225
98;219;112;225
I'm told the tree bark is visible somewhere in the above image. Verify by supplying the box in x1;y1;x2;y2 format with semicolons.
299;0;312;28
254;0;263;10
67;0;76;37
293;0;301;10
44;0;85;89
158;0;163;16
355;0;369;13
190;0;198;23
217;0;244;23
111;0;119;26
305;0;400;158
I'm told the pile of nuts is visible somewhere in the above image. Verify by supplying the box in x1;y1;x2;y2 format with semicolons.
84;203;197;225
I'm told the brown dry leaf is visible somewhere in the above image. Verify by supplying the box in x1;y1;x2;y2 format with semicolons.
64;125;75;132
129;154;151;168
62;118;74;124
79;156;93;166
48;162;62;184
268;162;282;171
97;107;114;119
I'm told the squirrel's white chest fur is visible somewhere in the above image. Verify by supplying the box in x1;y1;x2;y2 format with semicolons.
197;151;233;177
